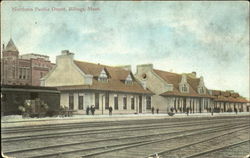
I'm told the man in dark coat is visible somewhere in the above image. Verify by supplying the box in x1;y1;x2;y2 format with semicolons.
91;105;95;115
86;106;90;115
109;106;113;115
151;107;155;114
186;107;189;116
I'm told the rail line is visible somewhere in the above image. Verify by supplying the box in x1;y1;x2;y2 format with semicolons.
185;140;250;158
146;127;249;158
4;123;248;158
2;115;249;133
80;124;249;158
2;118;248;143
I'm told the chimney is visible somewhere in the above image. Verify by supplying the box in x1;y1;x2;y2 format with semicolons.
192;71;196;77
56;50;74;65
136;64;153;75
61;50;74;56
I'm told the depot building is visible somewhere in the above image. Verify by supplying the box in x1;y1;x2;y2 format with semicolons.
41;50;153;114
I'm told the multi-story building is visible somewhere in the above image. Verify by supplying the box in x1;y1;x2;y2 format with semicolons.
1;39;55;86
41;50;153;114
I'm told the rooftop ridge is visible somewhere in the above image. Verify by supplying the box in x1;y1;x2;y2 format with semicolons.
20;53;49;57
153;69;180;75
74;60;130;72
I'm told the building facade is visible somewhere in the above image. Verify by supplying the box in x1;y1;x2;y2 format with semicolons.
135;64;223;113
1;39;55;86
135;64;249;113
211;90;249;112
41;50;153;114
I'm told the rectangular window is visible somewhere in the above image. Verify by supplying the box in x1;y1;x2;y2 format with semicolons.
105;92;109;109
27;69;29;79
131;97;135;110
78;95;83;110
69;93;74;110
19;68;22;79
95;93;99;109
22;68;25;79
114;95;118;110
12;67;15;79
123;96;127;110
146;96;151;109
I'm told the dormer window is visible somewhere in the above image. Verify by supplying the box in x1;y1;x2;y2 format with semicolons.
179;74;189;93
125;74;133;85
198;86;206;94
181;84;189;93
98;69;108;82
200;87;204;93
198;76;206;94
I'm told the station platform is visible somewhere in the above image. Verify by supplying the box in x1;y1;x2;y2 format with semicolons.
1;112;250;128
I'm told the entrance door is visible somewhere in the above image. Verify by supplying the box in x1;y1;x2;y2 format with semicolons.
139;96;142;113
183;98;186;112
69;94;74;110
223;102;226;112
199;99;202;113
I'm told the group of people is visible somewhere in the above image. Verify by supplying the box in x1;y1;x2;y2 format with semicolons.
86;105;96;115
151;107;159;114
85;105;113;116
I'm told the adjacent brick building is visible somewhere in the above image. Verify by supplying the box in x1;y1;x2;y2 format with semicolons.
1;39;55;86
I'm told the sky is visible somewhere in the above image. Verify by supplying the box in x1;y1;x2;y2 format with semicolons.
1;1;249;98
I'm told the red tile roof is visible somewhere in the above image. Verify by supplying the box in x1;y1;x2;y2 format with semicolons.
57;60;153;95
153;69;212;98
74;60;130;80
211;90;248;103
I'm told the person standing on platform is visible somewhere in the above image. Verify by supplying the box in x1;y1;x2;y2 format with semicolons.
156;108;159;114
235;108;238;114
109;106;113;116
151;107;155;114
186;107;189;116
86;106;90;115
91;105;95;115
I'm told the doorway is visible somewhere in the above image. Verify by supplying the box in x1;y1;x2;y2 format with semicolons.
139;96;142;113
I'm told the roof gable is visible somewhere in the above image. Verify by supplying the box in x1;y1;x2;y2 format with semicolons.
74;60;130;80
153;69;210;97
71;60;152;94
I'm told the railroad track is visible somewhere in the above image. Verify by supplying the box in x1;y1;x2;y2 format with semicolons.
80;125;249;158
185;140;250;158
144;128;249;158
2;116;248;136
2;115;249;133
2;118;248;143
3;122;249;158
